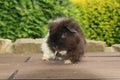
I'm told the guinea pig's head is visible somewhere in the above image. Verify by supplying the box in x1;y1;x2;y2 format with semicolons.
48;18;78;38
47;18;80;50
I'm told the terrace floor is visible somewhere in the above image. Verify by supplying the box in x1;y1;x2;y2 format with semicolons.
0;52;120;80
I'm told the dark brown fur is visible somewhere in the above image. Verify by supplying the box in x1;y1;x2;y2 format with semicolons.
47;18;86;63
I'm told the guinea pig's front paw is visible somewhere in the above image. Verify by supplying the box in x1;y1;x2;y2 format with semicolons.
42;57;49;61
64;59;72;64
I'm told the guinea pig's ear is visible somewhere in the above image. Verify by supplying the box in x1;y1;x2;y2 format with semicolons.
66;26;77;33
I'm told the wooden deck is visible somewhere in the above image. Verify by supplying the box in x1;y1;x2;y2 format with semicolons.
0;52;120;80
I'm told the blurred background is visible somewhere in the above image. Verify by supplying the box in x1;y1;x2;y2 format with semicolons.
0;0;120;46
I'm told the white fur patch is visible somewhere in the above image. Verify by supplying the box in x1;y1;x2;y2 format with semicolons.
41;33;55;60
41;33;67;61
64;60;72;64
59;51;67;55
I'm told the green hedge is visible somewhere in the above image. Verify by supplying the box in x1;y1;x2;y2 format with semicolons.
71;0;120;46
0;0;120;46
0;0;71;41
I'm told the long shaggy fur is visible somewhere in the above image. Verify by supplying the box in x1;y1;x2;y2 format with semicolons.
41;18;86;63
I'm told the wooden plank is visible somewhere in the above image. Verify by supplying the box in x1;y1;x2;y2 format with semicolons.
14;53;120;79
14;62;120;79
84;52;120;57
0;64;18;79
0;53;120;79
82;57;120;62
0;54;32;64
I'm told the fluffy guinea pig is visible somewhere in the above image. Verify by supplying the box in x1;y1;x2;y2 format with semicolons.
41;17;86;64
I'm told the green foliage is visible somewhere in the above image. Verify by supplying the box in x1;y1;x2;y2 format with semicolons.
0;0;120;46
116;0;120;3
71;0;120;46
0;0;71;41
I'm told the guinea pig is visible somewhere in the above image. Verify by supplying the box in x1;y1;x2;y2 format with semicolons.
41;17;86;64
